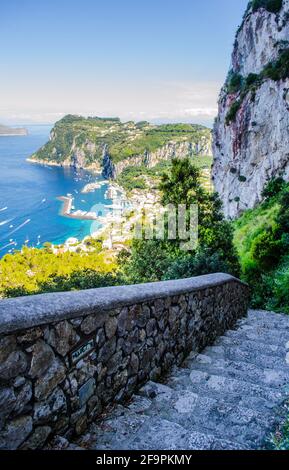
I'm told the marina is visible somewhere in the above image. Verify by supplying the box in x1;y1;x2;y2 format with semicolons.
57;196;98;221
0;125;114;256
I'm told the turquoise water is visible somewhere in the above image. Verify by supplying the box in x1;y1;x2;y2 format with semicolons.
0;125;112;256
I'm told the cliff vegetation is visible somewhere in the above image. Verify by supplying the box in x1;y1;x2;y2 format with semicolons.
31;115;212;175
234;177;289;313
212;0;289;218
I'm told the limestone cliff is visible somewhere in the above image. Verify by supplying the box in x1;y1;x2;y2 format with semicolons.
30;115;212;178
213;0;289;218
103;138;212;179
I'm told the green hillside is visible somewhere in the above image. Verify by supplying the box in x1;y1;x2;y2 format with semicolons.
31;115;212;167
233;178;289;313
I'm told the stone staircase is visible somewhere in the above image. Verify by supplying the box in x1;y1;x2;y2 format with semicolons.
73;310;289;451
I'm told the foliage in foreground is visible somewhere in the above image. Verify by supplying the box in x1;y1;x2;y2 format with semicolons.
266;402;289;450
0;246;122;298
234;177;289;313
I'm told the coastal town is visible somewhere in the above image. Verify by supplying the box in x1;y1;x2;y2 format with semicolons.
51;177;163;256
45;156;213;258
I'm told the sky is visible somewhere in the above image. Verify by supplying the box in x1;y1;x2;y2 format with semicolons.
0;0;249;127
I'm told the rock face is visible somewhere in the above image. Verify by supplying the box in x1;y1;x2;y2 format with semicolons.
213;1;289;218
103;139;212;179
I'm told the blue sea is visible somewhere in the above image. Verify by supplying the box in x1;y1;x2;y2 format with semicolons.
0;125;112;257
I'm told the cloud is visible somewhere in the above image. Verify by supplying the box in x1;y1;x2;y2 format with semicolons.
0;80;221;126
183;107;218;117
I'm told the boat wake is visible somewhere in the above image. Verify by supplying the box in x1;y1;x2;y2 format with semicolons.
0;241;16;252
0;219;12;227
0;218;31;241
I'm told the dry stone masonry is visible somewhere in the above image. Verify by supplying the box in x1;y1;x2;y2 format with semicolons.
72;310;289;451
0;274;249;449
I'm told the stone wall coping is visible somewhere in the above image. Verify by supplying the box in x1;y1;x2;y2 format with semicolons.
0;273;247;334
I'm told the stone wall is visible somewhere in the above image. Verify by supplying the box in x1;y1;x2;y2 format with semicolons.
0;274;249;450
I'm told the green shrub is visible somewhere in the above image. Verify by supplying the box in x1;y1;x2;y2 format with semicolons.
227;73;243;94
163;249;235;280
261;177;286;200
239;175;247;182
252;0;283;14
121;158;240;283
225;46;289;124
245;73;260;86
267;260;289;314
233;178;289;313
251;229;282;270
262;48;289;81
226;101;241;124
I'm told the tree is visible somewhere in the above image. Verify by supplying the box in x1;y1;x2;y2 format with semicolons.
121;158;240;283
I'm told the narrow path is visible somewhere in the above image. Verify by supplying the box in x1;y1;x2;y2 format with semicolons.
74;310;289;450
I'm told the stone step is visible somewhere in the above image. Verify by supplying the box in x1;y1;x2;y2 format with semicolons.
224;327;289;349
237;320;289;336
203;344;289;371
248;309;289;324
137;383;276;448
186;431;249;450
182;353;289;390
76;398;245;450
104;397;249;450
116;416;249;451
76;404;152;450
215;336;288;359
238;311;289;333
166;368;284;412
70;310;289;451
235;322;289;339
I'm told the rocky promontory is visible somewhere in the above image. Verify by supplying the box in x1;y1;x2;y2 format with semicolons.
30;115;212;178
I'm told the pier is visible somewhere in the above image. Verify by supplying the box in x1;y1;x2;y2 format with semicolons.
57;196;97;221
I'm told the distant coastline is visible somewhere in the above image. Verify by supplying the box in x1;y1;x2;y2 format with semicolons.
0;124;28;136
27;157;101;173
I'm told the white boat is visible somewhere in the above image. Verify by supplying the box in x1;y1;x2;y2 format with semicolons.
0;220;10;227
